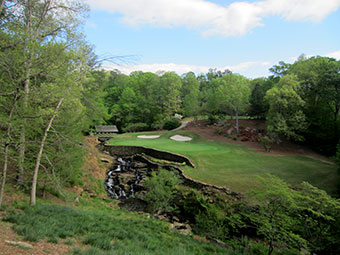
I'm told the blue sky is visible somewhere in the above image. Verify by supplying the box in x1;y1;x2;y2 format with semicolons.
84;0;340;78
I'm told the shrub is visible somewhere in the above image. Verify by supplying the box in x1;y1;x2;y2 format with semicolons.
208;115;218;125
163;118;180;130
214;126;225;135
195;206;227;239
259;136;274;152
141;169;182;214
123;122;149;132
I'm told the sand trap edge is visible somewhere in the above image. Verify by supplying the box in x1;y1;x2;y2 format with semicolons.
170;135;192;142
137;135;161;139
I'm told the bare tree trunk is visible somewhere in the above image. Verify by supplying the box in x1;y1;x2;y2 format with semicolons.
17;0;32;185
30;97;64;206
0;94;20;207
17;78;30;186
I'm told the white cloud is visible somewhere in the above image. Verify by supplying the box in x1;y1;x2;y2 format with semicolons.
102;61;272;78
289;51;340;62
326;50;340;59
86;0;340;36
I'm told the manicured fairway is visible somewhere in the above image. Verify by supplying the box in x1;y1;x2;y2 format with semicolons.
108;131;339;194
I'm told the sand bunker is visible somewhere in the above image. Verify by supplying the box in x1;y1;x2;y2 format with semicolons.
170;135;192;142
137;135;160;139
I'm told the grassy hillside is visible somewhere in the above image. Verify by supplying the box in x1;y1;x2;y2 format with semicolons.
2;201;234;255
108;131;338;194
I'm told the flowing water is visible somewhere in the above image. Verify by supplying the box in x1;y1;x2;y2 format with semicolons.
104;157;146;200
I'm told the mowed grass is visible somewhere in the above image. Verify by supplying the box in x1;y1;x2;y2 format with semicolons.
109;131;339;194
3;203;233;255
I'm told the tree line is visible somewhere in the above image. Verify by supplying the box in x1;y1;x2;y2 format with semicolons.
90;55;340;156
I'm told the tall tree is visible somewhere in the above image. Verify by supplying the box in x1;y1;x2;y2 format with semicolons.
1;0;95;205
182;72;201;120
249;78;274;119
265;75;308;141
220;74;250;134
158;72;182;118
290;56;340;154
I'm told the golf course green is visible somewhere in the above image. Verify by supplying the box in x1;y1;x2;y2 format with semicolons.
108;130;338;194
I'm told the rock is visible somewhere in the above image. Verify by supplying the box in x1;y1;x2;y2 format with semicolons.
134;162;148;168
171;216;180;222
5;240;33;249
174;113;183;119
206;237;231;249
241;137;249;142
227;128;234;135
100;158;110;163
170;222;192;235
251;128;257;135
155;215;168;221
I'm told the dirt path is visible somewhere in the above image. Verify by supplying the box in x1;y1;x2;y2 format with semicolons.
172;120;190;131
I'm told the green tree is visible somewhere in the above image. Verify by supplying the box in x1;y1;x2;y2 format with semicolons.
249;78;274;119
142;169;182;214
265;75;308;141
249;175;307;255
0;0;96;205
220;74;250;134
249;174;340;254
294;182;340;254
82;70;109;130
291;56;340;154
158;72;182;118
182;72;201;120
269;61;291;77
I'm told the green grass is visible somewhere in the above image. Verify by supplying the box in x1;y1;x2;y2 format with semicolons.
108;131;339;194
3;203;234;255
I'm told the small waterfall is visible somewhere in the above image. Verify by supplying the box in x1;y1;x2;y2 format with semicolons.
104;157;146;200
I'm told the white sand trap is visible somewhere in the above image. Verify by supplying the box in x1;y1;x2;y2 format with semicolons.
170;135;192;142
137;135;160;139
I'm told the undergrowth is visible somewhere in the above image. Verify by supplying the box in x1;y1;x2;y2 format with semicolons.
2;203;234;255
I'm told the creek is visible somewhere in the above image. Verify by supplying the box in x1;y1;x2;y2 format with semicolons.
104;156;155;200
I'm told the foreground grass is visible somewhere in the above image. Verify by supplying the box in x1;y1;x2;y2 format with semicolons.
109;131;338;194
3;202;233;255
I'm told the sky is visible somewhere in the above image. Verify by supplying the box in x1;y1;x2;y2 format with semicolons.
84;0;340;78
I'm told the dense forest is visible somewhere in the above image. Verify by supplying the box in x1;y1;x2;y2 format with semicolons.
1;1;340;255
89;55;340;157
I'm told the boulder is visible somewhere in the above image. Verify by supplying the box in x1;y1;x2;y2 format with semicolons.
227;128;234;135
170;222;192;235
5;240;33;249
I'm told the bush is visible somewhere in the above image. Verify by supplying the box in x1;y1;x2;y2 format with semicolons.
141;169;182;214
123;122;149;132
208;115;218;125
214;126;226;135
259;136;274;152
163;118;180;130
